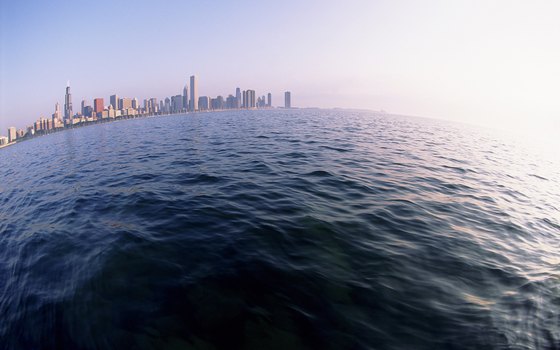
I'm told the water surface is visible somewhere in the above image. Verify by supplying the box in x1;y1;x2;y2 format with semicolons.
0;109;559;349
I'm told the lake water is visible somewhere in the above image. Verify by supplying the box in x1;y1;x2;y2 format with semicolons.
0;109;558;349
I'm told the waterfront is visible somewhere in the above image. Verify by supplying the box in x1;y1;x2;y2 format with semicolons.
0;109;558;349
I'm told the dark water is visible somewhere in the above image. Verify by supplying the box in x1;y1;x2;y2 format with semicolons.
0;109;559;349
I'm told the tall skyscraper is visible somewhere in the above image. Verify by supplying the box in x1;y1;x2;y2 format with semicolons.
132;98;138;109
243;90;256;109
284;91;291;108
110;95;119;110
81;100;87;115
94;98;104;114
64;83;73;121
235;87;241;109
190;75;198;111
182;85;189;112
267;93;272;107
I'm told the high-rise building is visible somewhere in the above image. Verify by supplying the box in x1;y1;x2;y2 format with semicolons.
120;98;132;110
165;97;171;114
198;96;210;111
132;98;138;109
242;90;256;109
171;95;183;113
64;83;73;121
212;95;224;110
94;98;104;114
84;106;93;118
8;127;17;143
81;100;87;115
150;98;158;114
226;95;236;109
110;95;119;110
183;85;189;112
248;90;256;108
190;75;198;111
235;87;241;109
284;91;291;108
52;102;61;121
267;93;272;107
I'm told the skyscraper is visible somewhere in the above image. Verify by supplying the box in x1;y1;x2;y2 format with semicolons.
132;98;138;109
198;96;210;111
190;75;198;111
53;102;61;121
243;90;256;109
110;95;119;110
267;93;272;107
235;87;241;109
120;98;132;110
64;83;73;121
94;98;104;115
183;85;189;112
284;91;291;108
81;100;87;115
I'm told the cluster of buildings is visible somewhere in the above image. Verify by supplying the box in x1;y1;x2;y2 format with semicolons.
0;75;293;147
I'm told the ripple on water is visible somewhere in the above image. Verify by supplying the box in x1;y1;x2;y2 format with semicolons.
0;109;558;349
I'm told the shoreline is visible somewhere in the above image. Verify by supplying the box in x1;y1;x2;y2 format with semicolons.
0;108;282;151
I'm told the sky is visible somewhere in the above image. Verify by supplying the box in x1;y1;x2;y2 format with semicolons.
1;0;559;136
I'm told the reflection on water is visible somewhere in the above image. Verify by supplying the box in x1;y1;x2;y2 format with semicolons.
0;109;558;349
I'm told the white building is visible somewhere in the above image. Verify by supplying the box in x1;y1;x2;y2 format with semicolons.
8;127;17;143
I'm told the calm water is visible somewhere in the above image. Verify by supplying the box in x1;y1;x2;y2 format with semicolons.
0;109;558;349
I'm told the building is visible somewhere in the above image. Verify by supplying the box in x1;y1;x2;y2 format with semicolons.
81;100;87;116
190;75;198;111
0;136;8;145
94;98;104;115
183;85;189;112
226;95;236;109
198;96;210;111
8;127;17;143
120;97;132;110
242;90;256;109
164;97;171;114
171;95;183;113
150;98;158;114
284;91;291;108
110;95;118;110
211;95;224;110
257;96;268;108
132;98;138;109
64;83;73;121
267;93;272;107
52;102;62;121
84;106;93;118
235;87;241;109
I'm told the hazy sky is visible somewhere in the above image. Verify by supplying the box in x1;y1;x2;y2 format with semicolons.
1;0;559;135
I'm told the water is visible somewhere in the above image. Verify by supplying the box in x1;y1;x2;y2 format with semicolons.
0;109;558;349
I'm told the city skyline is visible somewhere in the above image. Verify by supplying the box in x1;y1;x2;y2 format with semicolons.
0;74;292;146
